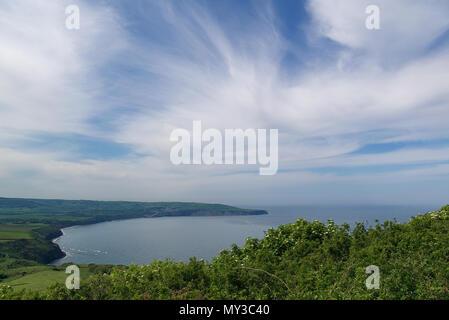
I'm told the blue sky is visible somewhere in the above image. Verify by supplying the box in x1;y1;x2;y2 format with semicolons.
0;0;449;206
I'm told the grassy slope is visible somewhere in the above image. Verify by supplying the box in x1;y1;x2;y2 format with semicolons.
0;224;46;241
2;265;95;291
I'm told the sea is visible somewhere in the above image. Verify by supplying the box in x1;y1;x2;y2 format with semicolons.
51;204;436;265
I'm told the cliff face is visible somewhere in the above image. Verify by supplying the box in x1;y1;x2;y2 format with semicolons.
0;237;65;264
37;241;66;264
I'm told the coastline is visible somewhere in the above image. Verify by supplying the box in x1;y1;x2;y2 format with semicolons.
50;228;67;264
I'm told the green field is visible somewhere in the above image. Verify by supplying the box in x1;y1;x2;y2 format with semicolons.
2;265;94;291
0;224;44;242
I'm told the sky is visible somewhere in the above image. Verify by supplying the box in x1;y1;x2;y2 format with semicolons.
0;0;449;207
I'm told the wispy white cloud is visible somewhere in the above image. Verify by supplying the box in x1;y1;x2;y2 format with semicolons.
0;0;125;135
0;0;449;205
307;0;449;64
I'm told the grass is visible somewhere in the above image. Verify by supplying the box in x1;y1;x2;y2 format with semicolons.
0;224;43;241
2;265;95;291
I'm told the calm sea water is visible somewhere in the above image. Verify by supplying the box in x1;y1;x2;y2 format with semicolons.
51;205;435;265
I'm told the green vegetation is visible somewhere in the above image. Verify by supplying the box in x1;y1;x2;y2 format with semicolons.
0;260;120;293
0;197;267;226
1;264;96;291
0;225;35;241
0;224;48;242
2;205;449;300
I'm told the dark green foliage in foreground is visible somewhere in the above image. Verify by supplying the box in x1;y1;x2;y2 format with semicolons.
3;205;449;300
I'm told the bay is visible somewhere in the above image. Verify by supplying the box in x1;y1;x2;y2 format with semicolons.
51;205;435;265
